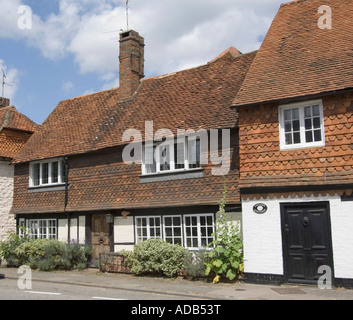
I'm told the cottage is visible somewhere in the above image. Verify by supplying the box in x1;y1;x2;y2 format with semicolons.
0;98;38;241
233;0;353;288
11;30;256;261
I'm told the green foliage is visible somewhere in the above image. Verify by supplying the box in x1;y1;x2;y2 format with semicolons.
129;239;188;277
205;183;244;282
0;230;91;271
0;229;30;267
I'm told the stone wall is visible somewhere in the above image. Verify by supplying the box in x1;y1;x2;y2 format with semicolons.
0;160;15;241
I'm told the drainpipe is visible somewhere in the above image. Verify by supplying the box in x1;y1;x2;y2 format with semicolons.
62;157;71;244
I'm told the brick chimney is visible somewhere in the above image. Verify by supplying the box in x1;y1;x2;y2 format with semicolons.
0;98;10;108
119;30;145;99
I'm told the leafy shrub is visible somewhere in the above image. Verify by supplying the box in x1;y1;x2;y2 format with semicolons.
0;231;30;267
205;185;244;283
0;232;91;271
129;239;188;277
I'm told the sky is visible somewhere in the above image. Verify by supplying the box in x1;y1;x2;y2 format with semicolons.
0;0;284;124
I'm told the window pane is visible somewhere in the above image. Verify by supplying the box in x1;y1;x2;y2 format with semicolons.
188;138;201;169
33;164;40;186
293;132;301;144
305;118;312;130
144;146;156;174
304;106;312;118
292;108;299;119
51;161;59;183
175;142;185;169
42;163;49;184
305;131;313;143
61;160;67;183
284;121;292;133
314;130;322;142
312;105;320;116
284;109;291;121
313;117;321;129
159;145;170;172
285;133;292;145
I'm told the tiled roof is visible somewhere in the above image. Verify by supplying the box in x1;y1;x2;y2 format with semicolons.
234;0;353;106
14;49;256;164
0;106;39;159
0;106;39;133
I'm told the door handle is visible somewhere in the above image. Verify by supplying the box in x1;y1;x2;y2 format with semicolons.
303;217;309;227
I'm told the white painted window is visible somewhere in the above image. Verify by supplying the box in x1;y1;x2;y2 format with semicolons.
279;100;325;150
163;216;183;246
184;214;215;250
29;159;66;187
134;214;215;249
27;219;57;239
142;137;201;175
135;216;162;243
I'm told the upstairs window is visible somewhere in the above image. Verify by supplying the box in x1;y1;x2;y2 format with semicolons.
142;137;201;175
30;159;67;187
279;100;325;150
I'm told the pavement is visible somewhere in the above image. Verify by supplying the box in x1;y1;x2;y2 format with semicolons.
1;266;353;300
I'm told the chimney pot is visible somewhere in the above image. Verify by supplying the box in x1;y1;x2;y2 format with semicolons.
0;98;10;108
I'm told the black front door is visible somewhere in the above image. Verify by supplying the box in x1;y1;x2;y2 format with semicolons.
280;202;334;285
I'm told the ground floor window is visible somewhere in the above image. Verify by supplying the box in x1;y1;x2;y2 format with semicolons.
134;214;214;250
19;219;57;239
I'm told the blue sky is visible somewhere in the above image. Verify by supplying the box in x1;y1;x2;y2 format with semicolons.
0;0;283;124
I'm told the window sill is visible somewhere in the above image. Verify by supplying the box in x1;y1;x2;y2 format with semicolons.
139;168;204;183
28;184;66;193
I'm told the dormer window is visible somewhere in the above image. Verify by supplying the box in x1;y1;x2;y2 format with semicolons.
279;100;325;150
142;137;201;175
29;159;66;187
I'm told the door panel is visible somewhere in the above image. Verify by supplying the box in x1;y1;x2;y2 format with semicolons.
281;202;334;284
91;214;111;261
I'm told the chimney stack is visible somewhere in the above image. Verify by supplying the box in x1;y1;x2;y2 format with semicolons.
0;98;10;108
119;30;145;99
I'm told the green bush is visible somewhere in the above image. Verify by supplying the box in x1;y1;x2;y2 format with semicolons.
129;239;188;277
0;231;30;267
184;249;209;279
0;232;91;271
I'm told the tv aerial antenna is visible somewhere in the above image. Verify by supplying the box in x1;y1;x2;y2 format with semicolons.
1;69;13;103
125;0;129;31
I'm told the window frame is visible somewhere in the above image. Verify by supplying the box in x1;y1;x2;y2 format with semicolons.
134;214;215;250
135;216;162;243
29;158;66;188
183;214;215;250
163;215;184;246
26;219;57;239
279;99;325;150
141;137;201;176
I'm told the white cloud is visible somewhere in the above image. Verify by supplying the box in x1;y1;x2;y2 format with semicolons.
62;81;75;93
0;0;284;85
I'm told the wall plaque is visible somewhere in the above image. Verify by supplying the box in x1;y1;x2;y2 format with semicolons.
253;203;268;214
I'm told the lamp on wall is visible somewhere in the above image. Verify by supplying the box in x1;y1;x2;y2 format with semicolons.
106;214;114;224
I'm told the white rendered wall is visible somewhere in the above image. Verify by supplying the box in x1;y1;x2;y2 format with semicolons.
114;216;134;252
0;161;15;241
242;194;353;279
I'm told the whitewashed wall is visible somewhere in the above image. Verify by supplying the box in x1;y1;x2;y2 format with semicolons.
242;194;353;280
0;161;15;241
